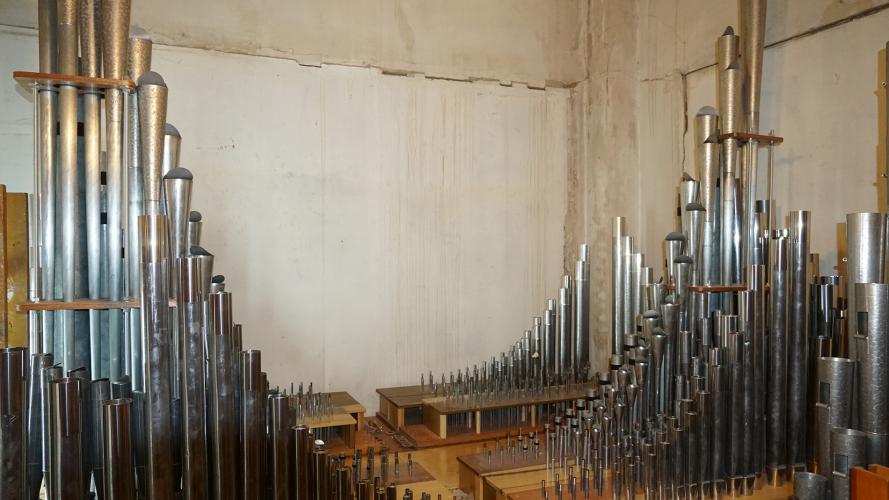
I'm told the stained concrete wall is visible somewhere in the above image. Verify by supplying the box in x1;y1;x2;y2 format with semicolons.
0;24;570;408
0;0;587;86
568;0;889;369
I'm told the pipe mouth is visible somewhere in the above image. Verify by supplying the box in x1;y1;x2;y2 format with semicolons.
674;255;693;264
722;26;735;36
129;25;150;39
697;105;717;116
681;172;695;182
164;123;180;137
665;231;686;241
686;202;705;211
137;70;166;87
189;245;211;256
211;274;225;284
188;211;202;222
164;167;193;180
643;310;660;319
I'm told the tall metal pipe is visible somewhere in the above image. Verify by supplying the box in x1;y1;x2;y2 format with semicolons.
292;425;310;500
102;398;136;500
853;283;889;436
574;245;590;378
271;393;292;500
241;350;263;500
208;332;237;500
138;71;168;217
126;27;152;391
845;213;886;361
178;256;208;500
738;0;766;133
57;0;79;372
50;377;84;500
694;107;719;287
89;378;111;498
26;353;51;497
543;300;556;380
139;215;173;500
101;0;132;384
786;211;810;472
1;348;28;500
612;218;625;355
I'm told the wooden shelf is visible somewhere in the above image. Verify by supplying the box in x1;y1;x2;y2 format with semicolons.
688;284;748;293
18;299;138;311
717;131;783;144
14;71;135;93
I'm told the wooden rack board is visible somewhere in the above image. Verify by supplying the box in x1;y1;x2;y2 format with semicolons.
294;391;366;449
717;131;783;144
18;299;140;311
377;384;436;429
14;71;135;92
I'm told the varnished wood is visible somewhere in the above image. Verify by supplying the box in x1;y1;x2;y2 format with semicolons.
871;464;889;480
6;193;29;347
718;131;784;144
852;466;889;499
19;299;140;311
424;383;596;414
14;70;135;92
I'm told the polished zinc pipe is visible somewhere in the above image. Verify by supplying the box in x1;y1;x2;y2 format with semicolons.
178;256;208;500
739;0;766;133
814;357;855;475
767;228;789;482
40;364;62;495
1;347;28;500
786;211;811;472
36;0;58;356
126;27;152;391
187;211;203;251
574;245;590;378
57;0;79;372
629;253;644;334
103;398;136;500
664;233;685;286
694;107;720;287
208;333;237;500
81;0;103;380
853;283;889;436
613;218;625;355
160;125;182;216
718;27;743;286
271;393;292;500
793;472;828;500
845;213;886;361
101;0;132;383
139;215;173;500
50;377;84;500
830;428;867;500
241;351;263;500
89;378;111;498
543;301;556;379
559;283;572;378
164;167;192;401
293;424;310;500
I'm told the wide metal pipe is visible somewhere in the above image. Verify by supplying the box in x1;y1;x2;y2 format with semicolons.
816;356;855;427
739;0;766;133
241;350;263;500
786;211;810;472
845;213;886;361
270;393;292;500
50;377;84;500
793;472;828;500
138;71;169;217
126;28;152;391
1;347;28;500
208;333;237;500
178;256;208;500
139;215;173;500
694;107;719;287
57;0;79;372
312;440;329;500
89;378;111;498
830;428;867;500
612;218;625;355
574;245;590;377
102;398;136;500
853;282;889;435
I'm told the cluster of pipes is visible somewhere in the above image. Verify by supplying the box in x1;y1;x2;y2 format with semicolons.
0;1;347;500
419;243;594;406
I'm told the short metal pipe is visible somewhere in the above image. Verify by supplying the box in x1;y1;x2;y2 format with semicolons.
102;398;136;500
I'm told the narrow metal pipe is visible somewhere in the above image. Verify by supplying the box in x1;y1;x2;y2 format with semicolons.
138;72;169;217
293;425;310;500
612;218;625;355
559;276;573;377
208;333;237;500
126;28;152;391
50;377;84;500
89;379;111;498
543;301;556;381
179;256;208;500
1;348;28;500
574;245;590;378
187;211;203;251
26;353;51;497
240;350;262;500
103;398;136;500
739;0;766;133
786;211;811;472
694;108;719;287
766;229;788;482
57;0;79;372
312;440;329;500
139;215;173;500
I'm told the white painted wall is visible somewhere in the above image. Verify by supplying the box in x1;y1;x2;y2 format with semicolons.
0;26;570;408
568;0;889;368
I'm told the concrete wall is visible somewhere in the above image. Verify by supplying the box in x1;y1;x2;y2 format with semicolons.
568;0;889;369
0;24;570;408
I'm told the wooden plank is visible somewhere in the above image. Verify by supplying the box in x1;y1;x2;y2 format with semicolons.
5;193;28;347
0;185;7;348
19;299;141;311
424;383;595;414
424;404;447;439
14;70;135;92
871;464;889;480
459;459;484;498
717;131;784;144
376;384;436;408
852;466;889;499
294;409;356;430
